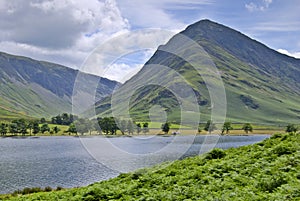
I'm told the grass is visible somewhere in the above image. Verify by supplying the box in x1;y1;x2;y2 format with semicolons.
1;132;299;200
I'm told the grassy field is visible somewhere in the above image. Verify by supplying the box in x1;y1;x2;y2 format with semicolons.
1;132;299;200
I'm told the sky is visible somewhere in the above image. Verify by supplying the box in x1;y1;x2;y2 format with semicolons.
0;0;299;82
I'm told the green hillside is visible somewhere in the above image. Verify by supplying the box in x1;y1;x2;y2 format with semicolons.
0;52;118;119
2;132;299;200
95;20;300;124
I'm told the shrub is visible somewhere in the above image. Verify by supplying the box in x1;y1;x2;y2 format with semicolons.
205;148;226;160
273;143;296;156
258;175;287;193
44;186;52;192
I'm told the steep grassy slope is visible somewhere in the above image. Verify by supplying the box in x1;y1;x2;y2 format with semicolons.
0;52;118;118
2;133;299;200
95;20;300;124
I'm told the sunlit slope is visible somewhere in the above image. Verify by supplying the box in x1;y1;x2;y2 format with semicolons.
0;52;118;118
95;20;300;124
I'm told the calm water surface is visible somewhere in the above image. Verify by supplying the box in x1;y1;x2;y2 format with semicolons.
0;135;269;194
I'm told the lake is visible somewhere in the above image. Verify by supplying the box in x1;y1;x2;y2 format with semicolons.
0;135;269;194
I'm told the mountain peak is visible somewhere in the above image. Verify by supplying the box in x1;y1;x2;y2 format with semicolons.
96;20;300;123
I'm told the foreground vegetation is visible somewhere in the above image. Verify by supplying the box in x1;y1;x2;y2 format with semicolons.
1;132;299;200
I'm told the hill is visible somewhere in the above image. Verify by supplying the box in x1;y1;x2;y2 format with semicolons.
2;133;299;200
0;52;119;119
95;20;300;124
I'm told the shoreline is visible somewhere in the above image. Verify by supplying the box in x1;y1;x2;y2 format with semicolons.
0;131;275;138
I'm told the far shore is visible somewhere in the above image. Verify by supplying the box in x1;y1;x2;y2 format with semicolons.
0;128;280;138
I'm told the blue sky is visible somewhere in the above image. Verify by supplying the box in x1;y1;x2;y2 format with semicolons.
0;0;299;82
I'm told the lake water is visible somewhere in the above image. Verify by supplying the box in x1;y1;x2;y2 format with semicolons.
0;135;269;194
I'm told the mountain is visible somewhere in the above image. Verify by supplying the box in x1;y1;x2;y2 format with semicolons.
95;19;300;124
0;52;119;119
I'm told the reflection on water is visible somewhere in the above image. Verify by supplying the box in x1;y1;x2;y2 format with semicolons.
0;135;269;194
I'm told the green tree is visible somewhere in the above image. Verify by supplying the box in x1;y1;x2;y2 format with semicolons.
68;123;77;135
32;122;40;135
13;119;27;135
52;126;60;134
242;123;253;134
286;124;298;134
40;118;46;124
94;119;102;135
222;122;233;135
27;121;34;135
52;115;62;125
136;123;142;134
9;123;18;135
110;118;118;135
0;123;8;135
86;119;94;135
127;120;135;135
99;117;110;135
119;119;127;135
98;117;118;135
161;122;170;134
41;123;50;134
198;123;203;133
143;122;149;134
75;118;89;135
204;120;217;134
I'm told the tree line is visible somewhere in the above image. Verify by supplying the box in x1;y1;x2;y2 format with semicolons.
0;114;298;136
197;121;299;134
69;117;150;135
0;115;151;136
0;119;57;136
197;121;255;134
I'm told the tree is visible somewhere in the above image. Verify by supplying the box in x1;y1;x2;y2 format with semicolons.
143;122;149;134
136;123;142;134
222;122;233;135
0;123;8;135
119;119;127;135
9;123;18;135
99;117;111;135
41;123;50;134
12;119;27;135
204;120;217;134
40;118;46;124
161;122;170;134
27;121;34;135
52;126;60;134
286;124;298;134
242;123;253;134
86;119;94;135
110;118;118;135
98;117;118;135
32;122;40;135
75;118;89;135
94;119;102;135
68;123;77;135
198;123;203;133
127;120;135;135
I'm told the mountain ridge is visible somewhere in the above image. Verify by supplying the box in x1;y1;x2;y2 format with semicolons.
0;51;119;119
95;19;300;124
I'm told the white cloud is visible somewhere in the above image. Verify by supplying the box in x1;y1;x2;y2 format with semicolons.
116;0;214;30
245;0;273;12
0;0;186;82
0;0;129;69
277;49;300;59
80;29;175;82
105;63;144;83
251;21;300;32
